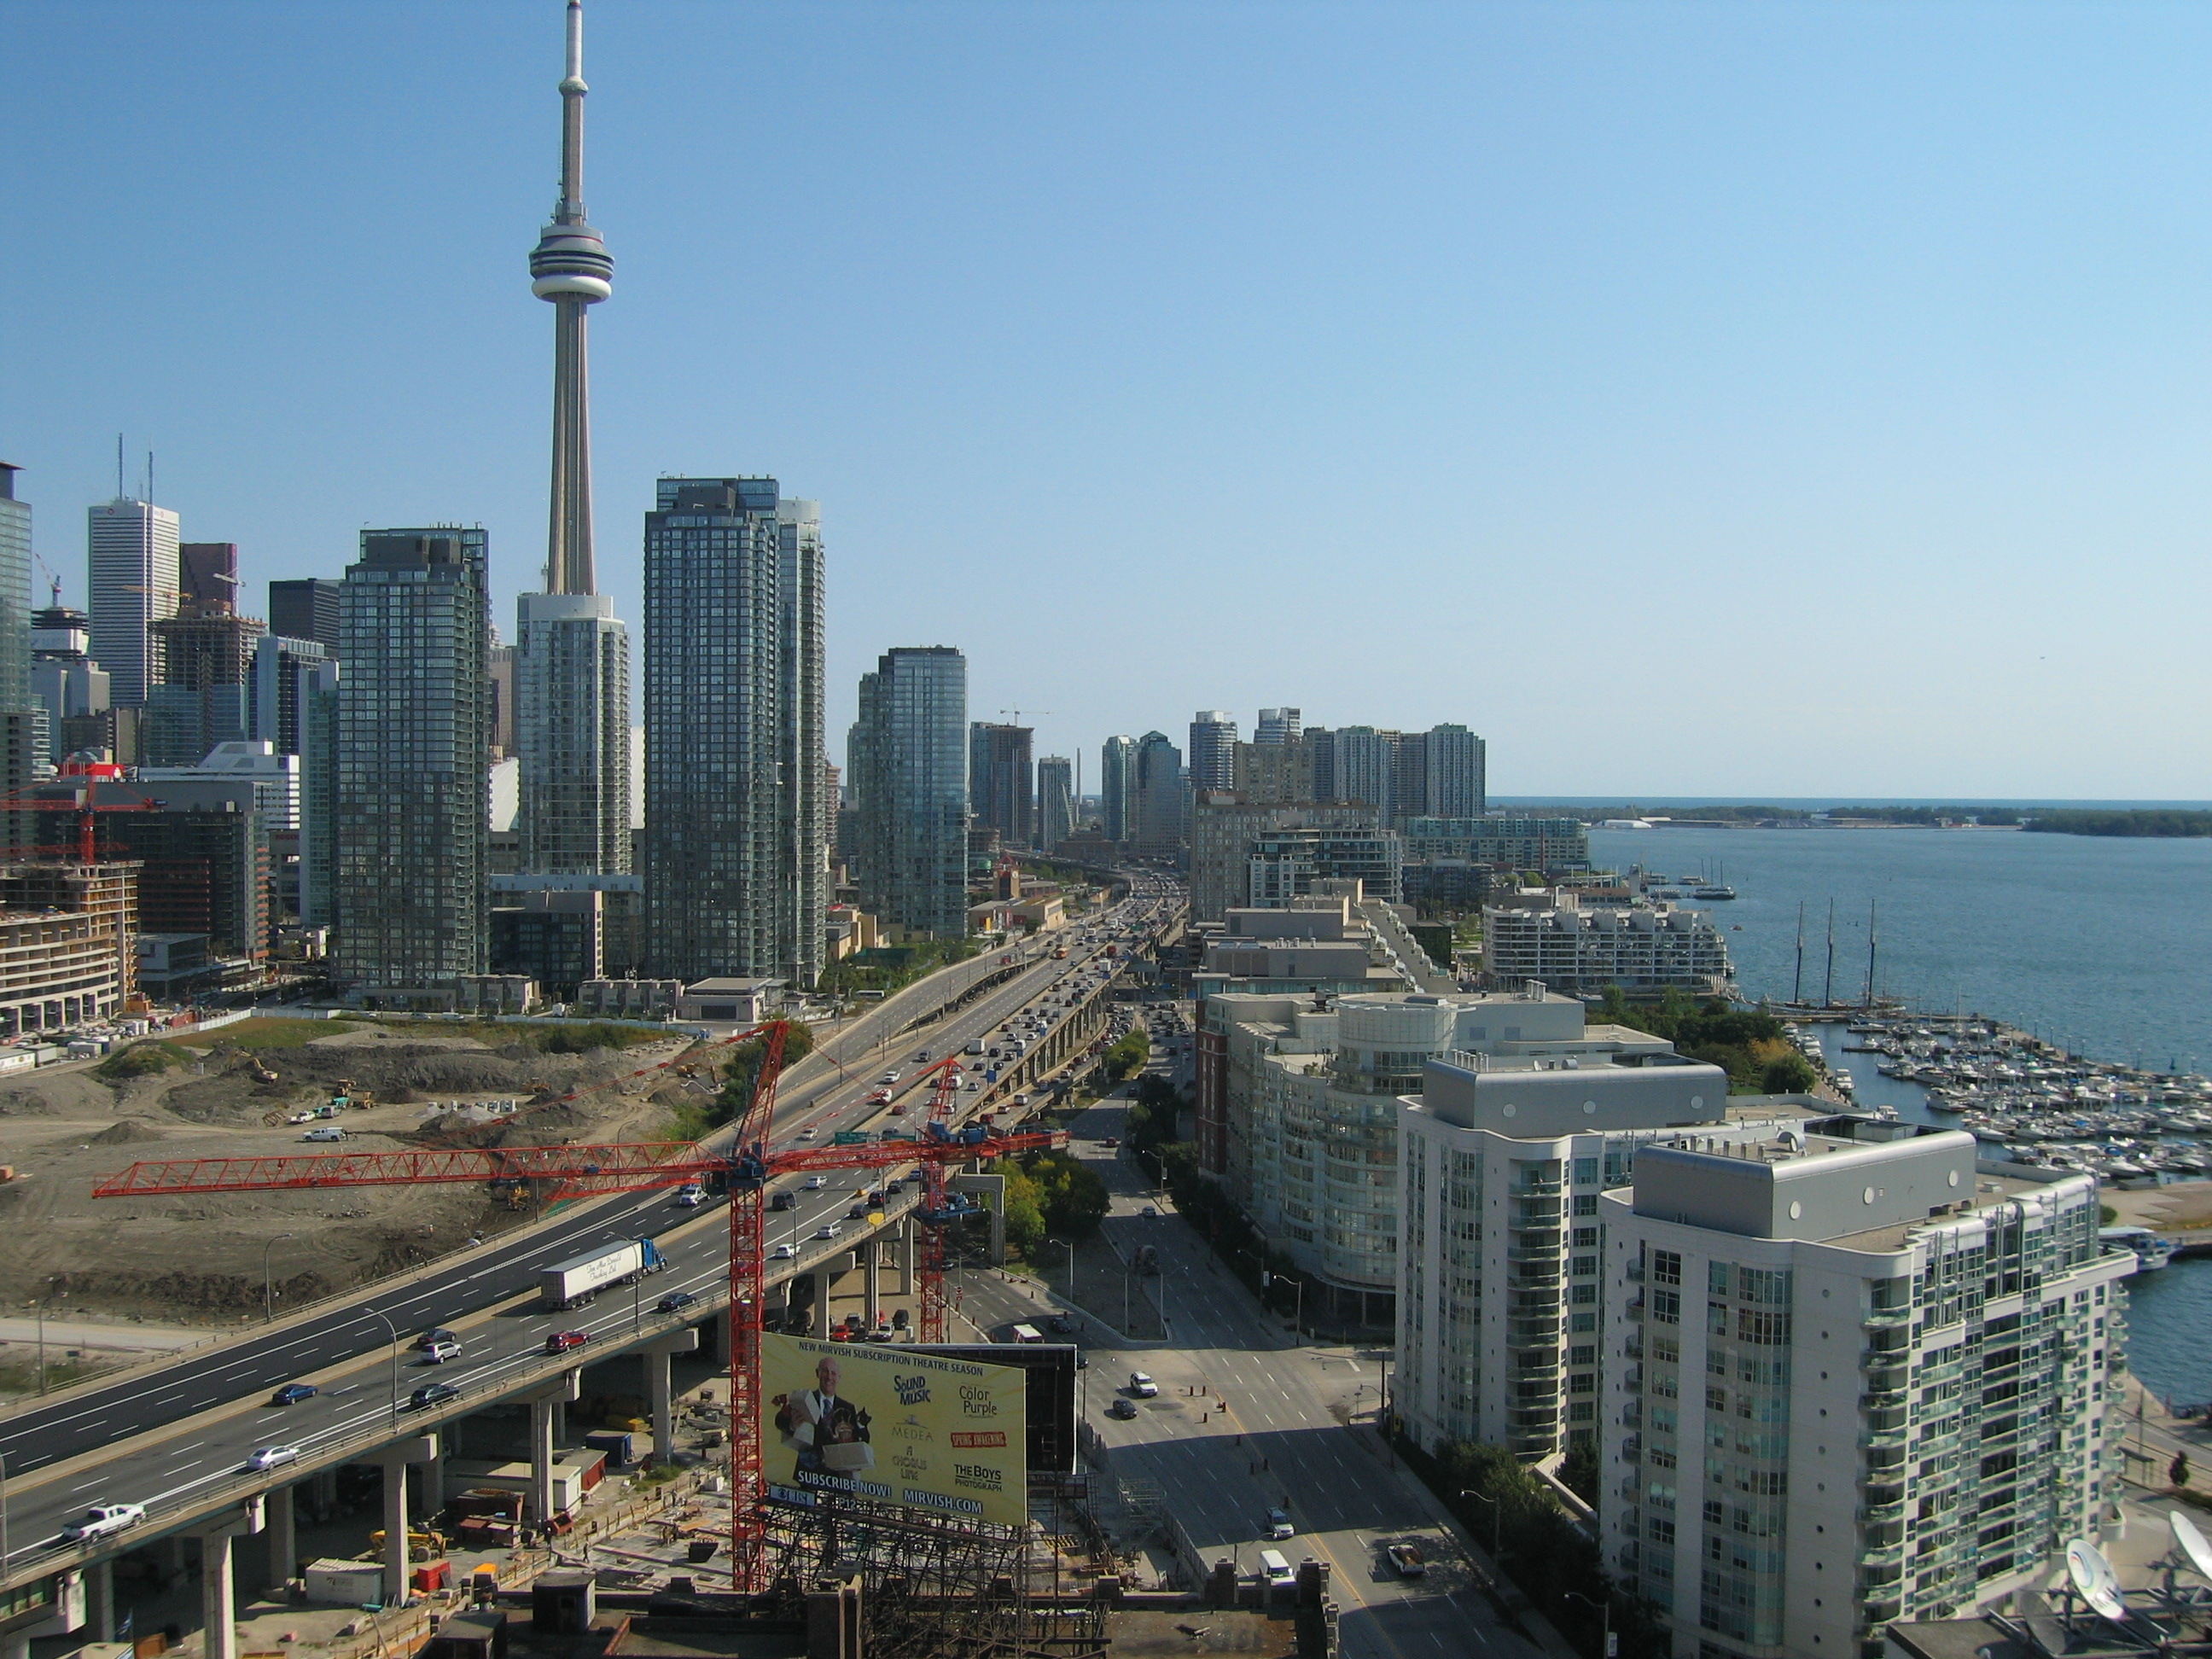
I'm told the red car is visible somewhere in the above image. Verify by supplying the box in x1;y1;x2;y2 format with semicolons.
544;1330;591;1353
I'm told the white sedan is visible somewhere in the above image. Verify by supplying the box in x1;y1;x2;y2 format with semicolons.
247;1446;301;1472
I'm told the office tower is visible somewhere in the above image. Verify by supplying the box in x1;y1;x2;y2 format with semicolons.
268;578;340;655
1132;731;1185;853
1255;707;1301;747
1100;735;1135;842
643;478;824;984
32;603;110;760
969;723;1034;847
1037;755;1073;851
87;493;178;707
515;1;632;882
1188;711;1237;792
1596;1130;2125;1656
486;628;515;759
178;542;237;616
1424;723;1486;818
247;634;331;759
0;467;35;837
851;647;968;940
332;528;490;988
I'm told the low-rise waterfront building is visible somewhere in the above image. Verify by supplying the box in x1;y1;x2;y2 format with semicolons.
1402;817;1590;870
0;862;137;1032
1484;890;1732;996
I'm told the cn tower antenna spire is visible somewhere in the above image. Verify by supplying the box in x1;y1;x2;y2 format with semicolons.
530;0;610;596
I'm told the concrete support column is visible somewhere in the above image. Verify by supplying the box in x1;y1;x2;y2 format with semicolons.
897;1216;914;1296
864;1240;880;1327
3;1633;29;1659
87;1558;114;1643
640;1320;700;1468
376;1437;436;1606
201;1529;236;1659
415;1445;444;1524
526;1372;580;1528
530;1395;557;1528
263;1485;295;1594
812;1266;835;1336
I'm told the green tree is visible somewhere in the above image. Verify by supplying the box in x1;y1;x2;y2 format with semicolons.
1103;1030;1150;1081
1560;1437;1599;1504
2174;1452;2192;1490
712;1022;818;1129
992;1161;1048;1258
1022;1150;1110;1239
1760;1052;1816;1095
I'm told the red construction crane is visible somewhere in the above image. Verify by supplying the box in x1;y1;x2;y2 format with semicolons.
0;785;166;864
89;1022;1062;1588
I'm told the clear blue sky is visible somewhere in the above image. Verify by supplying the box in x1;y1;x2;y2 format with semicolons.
4;2;2209;799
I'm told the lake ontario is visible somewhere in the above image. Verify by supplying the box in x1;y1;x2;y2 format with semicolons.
1587;824;2212;1403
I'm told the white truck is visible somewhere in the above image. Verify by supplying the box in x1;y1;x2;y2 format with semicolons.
537;1237;668;1311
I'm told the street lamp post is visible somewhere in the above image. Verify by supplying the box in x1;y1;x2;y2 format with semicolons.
263;1233;296;1323
366;1310;401;1428
1460;1487;1501;1562
1263;1272;1305;1342
1564;1590;1614;1659
1046;1237;1076;1297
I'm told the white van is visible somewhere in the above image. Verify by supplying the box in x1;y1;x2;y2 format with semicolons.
1258;1550;1295;1592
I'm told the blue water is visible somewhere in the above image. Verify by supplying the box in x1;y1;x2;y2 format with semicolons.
1588;826;2212;1074
1588;824;2212;1399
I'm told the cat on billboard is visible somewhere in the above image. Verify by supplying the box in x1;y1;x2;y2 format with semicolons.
774;1352;875;1482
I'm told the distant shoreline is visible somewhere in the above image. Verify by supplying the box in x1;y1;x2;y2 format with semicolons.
1568;806;2212;839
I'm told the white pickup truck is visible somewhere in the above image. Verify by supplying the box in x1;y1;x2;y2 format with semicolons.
64;1504;146;1542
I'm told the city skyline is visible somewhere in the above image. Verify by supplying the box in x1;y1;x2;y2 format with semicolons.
8;5;2211;795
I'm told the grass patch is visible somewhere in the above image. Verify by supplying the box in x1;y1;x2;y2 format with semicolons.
173;1017;364;1051
0;1356;120;1395
493;1022;668;1055
94;1041;192;1080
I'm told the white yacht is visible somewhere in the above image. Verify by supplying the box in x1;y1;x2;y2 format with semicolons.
2098;1225;2174;1274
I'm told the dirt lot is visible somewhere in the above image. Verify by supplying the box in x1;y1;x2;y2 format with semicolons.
0;1021;701;1320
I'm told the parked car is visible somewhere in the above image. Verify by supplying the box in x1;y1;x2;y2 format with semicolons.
63;1504;146;1542
246;1446;301;1472
270;1382;317;1406
657;1289;698;1313
1128;1371;1158;1398
544;1330;591;1353
410;1382;463;1410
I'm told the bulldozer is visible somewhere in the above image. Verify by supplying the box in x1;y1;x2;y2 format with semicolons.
369;1528;449;1562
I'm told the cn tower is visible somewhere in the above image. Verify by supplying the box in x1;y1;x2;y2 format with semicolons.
517;0;632;878
531;0;612;596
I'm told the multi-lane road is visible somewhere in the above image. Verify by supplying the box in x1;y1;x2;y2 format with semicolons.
948;1022;1528;1659
0;877;1183;1578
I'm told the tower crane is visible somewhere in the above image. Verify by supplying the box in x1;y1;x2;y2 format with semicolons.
89;1022;1062;1588
0;782;166;864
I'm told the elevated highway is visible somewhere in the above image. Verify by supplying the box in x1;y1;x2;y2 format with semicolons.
0;880;1188;1654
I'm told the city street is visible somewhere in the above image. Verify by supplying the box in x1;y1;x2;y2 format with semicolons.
951;1062;1540;1659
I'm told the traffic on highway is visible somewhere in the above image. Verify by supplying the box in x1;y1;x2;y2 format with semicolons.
0;876;1185;1586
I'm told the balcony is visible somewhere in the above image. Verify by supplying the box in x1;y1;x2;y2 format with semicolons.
1626;1295;1647;1323
1621;1365;1644;1394
1865;1305;1912;1328
1625;1260;1646;1283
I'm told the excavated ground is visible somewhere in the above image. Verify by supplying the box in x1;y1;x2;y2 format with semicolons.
0;1022;701;1321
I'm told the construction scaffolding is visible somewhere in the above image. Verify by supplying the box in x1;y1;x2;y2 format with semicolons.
753;1497;1109;1659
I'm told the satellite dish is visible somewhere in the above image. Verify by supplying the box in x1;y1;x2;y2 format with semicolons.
2172;1511;2212;1584
2069;1540;2129;1622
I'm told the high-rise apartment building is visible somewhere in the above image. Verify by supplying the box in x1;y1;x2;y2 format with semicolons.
247;634;332;759
31;604;108;760
1332;725;1397;819
88;495;179;707
1188;796;1382;923
515;0;632;885
1598;1131;2125;1658
1304;725;1336;804
0;466;28;712
643;478;824;984
1036;755;1074;851
331;528;490;988
1100;735;1136;842
1132;731;1185;853
1396;1051;1790;1463
1188;711;1237;792
1231;740;1314;804
969;723;1034;847
851;647;968;940
268;579;340;656
1255;707;1301;747
515;594;632;874
1424;723;1486;818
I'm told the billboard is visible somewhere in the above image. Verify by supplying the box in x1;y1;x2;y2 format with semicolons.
911;1344;1078;1476
760;1334;1028;1528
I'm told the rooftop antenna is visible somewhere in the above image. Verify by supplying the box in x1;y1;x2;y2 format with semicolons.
145;451;154;504
115;434;125;499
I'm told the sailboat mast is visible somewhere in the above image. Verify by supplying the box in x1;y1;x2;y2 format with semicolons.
1793;900;1805;1005
1863;899;1878;1008
1824;899;1836;1007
